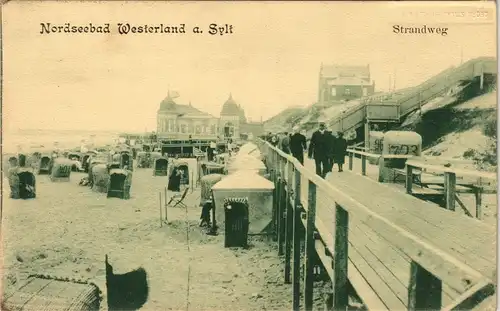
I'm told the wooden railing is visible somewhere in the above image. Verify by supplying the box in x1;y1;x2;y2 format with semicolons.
258;139;495;311
405;159;496;220
346;148;497;220
322;57;496;134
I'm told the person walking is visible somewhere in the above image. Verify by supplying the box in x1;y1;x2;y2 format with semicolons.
280;131;291;154
308;122;332;178
207;140;216;161
290;127;307;165
327;130;337;173
333;132;348;172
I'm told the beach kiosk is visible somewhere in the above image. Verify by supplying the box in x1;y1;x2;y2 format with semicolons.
212;170;275;248
368;131;385;165
378;131;422;182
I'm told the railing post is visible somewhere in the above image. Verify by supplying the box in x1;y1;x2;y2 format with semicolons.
406;164;413;194
408;261;442;310
475;187;483;220
304;181;317;311
348;152;353;171
284;162;294;283
361;154;366;176
331;203;349;310
292;169;302;311
278;177;285;256
444;172;456;211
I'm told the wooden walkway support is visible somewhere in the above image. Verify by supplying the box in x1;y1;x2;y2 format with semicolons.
347;148;497;220
259;139;496;311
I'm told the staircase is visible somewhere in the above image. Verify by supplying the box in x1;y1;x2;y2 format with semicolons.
326;57;497;134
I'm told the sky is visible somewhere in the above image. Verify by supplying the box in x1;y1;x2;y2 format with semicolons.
3;1;497;132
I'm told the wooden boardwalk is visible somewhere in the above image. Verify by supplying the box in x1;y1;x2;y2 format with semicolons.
260;140;496;311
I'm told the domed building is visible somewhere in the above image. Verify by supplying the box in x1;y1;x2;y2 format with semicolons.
156;91;264;147
219;93;264;140
156;92;219;141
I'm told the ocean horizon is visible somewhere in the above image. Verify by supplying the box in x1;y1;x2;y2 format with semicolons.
2;128;129;154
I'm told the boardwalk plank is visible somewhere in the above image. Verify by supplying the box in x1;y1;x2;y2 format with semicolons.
325;171;496;283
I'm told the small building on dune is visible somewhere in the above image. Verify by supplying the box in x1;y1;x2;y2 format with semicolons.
317;64;376;104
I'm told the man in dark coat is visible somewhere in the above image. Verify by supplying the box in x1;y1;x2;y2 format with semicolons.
327;130;337;173
290;127;307;165
333;132;348;172
308;122;332;178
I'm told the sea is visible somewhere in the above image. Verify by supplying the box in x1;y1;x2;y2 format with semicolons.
2;128;122;154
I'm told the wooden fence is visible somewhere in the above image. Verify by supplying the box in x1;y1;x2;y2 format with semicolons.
258;139;495;311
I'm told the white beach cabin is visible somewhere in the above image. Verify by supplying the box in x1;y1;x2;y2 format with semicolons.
212;170;275;235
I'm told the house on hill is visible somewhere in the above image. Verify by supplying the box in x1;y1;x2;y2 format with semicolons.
317;64;376;104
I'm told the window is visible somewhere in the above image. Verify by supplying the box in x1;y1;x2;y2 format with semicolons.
195;125;202;134
362;87;368;96
331;87;337;97
167;120;174;132
180;124;187;133
210;124;216;134
344;88;351;96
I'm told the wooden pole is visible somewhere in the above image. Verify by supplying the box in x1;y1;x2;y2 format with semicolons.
277;178;284;255
284;163;294;284
332;204;349;309
159;192;163;227
361;155;366;176
475;187;483;219
191;172;194;192
408;261;442;310
304;180;317;311
348;152;353;171
292;169;302;311
406;165;414;194
164;187;168;223
444;172;456;211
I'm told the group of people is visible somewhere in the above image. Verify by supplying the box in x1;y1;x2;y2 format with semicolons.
266;121;348;178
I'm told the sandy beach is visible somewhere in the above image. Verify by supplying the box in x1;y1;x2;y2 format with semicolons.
1;167;332;311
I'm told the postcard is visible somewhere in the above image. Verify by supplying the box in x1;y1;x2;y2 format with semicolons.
2;1;497;311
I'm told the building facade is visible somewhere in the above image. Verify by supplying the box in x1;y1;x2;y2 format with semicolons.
156;93;264;141
156;94;219;140
317;64;375;104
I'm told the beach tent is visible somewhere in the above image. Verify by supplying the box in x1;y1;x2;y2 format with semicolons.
38;155;52;175
50;158;73;182
136;151;152;168
92;164;110;193
200;173;224;206
236;142;261;159
226;154;267;175
8;167;36;199
199;161;226;178
107;169;132;199
212;170;274;235
153;157;169;176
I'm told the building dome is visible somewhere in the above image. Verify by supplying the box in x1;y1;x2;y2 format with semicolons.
220;93;240;116
159;93;177;111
